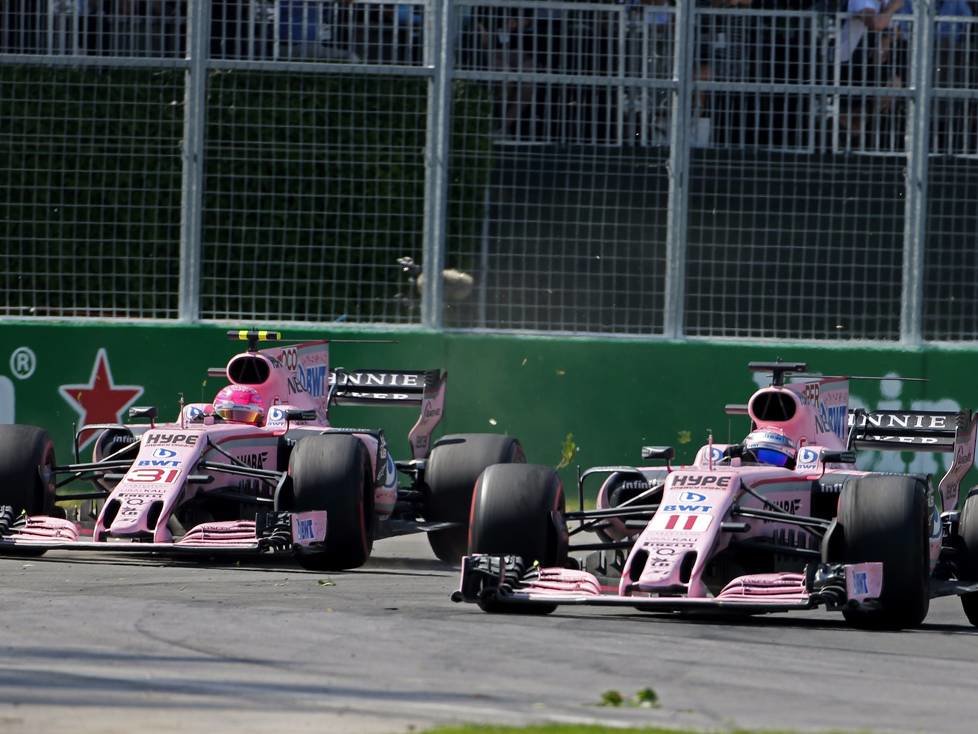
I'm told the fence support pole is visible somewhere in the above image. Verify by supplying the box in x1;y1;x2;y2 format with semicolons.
900;2;934;345
421;0;454;329
662;3;693;338
178;0;209;322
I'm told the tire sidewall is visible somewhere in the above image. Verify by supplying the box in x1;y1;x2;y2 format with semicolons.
838;474;930;629
284;433;372;570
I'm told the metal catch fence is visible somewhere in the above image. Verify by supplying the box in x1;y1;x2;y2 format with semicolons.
2;1;977;343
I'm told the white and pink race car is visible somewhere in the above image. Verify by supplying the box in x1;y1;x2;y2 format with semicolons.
0;331;524;569
454;361;978;629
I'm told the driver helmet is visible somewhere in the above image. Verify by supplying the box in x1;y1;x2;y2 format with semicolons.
213;385;265;425
742;427;796;467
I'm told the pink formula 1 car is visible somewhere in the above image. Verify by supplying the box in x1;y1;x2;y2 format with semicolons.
454;361;978;629
0;331;524;569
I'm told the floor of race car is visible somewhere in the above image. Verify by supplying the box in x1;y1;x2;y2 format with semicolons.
0;532;974;734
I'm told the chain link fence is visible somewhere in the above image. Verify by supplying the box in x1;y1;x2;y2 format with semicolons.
2;1;978;342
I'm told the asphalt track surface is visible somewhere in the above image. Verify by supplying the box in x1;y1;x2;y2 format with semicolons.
1;534;976;734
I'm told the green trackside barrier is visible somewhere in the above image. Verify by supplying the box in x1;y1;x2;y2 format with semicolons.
1;322;976;504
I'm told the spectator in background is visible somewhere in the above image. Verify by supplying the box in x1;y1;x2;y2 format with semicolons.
694;0;753;146
476;6;544;137
835;0;905;143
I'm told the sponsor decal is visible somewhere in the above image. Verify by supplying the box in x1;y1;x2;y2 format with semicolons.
652;513;712;532
661;504;712;513
802;382;819;405
237;451;268;469
137;460;180;468
816;402;847;440
296;518;315;541
332;372;423;388
144;432;198;447
267;406;285;422
679;491;707;503
127;468;180;483
672;474;731;489
291;364;328;398
58;348;144;450
709;446;725;463
771;497;802;514
797;447;820;465
153;448;177;459
852;571;869;597
848;412;950;430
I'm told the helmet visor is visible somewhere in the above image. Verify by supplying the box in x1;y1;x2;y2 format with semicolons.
754;448;790;467
214;403;262;423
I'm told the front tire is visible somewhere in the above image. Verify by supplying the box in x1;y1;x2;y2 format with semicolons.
424;433;524;564
468;463;567;614
0;425;57;557
834;475;931;629
281;434;373;571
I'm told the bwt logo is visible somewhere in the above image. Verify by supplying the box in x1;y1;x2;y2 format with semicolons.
679;491;707;503
798;447;820;465
153;448;177;459
817;403;847;439
662;504;712;513
297;364;328;397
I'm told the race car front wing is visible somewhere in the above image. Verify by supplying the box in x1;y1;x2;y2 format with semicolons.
452;554;883;615
0;506;327;556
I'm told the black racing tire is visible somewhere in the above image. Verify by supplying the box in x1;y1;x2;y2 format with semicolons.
835;475;931;630
281;434;373;571
956;489;978;626
469;463;567;615
0;425;57;557
424;433;525;565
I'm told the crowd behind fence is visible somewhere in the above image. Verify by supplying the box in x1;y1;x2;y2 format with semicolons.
2;1;978;342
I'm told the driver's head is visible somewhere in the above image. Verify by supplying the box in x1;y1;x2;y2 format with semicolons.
742;427;796;467
213;385;265;425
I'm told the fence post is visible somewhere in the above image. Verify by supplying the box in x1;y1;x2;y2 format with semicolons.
662;3;693;338
421;0;454;330
178;0;209;323
900;2;934;345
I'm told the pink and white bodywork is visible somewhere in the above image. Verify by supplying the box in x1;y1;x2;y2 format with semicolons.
0;331;449;561
456;361;978;622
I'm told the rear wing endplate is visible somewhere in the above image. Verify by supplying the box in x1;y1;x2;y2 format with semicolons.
847;409;978;510
330;369;447;460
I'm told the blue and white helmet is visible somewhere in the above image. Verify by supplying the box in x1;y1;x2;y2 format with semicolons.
742;428;796;467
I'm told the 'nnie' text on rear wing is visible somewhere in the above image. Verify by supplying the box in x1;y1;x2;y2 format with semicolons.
330;369;447;461
329;369;444;406
847;409;978;510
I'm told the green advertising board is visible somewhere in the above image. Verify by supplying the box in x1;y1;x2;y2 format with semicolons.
1;323;975;503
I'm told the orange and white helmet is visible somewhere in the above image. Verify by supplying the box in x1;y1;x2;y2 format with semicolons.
213;385;265;425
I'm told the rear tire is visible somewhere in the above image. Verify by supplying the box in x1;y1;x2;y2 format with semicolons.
956;489;978;626
835;475;931;629
469;463;567;614
0;425;57;557
425;433;524;564
282;434;373;571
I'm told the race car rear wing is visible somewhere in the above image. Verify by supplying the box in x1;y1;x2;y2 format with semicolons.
847;408;978;510
846;409;969;451
330;369;447;460
330;369;442;406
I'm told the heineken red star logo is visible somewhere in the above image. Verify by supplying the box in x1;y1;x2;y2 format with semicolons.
59;349;144;449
